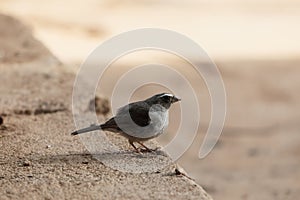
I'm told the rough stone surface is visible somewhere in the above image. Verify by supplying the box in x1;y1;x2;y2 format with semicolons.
0;14;212;200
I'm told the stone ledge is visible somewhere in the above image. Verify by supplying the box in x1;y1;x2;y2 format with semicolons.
0;14;212;200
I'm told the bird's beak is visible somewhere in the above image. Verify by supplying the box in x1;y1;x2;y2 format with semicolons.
171;96;181;103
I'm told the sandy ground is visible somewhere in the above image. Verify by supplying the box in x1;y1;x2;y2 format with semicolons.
0;14;211;200
1;1;300;199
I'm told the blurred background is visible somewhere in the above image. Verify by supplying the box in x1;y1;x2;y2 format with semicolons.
1;0;299;199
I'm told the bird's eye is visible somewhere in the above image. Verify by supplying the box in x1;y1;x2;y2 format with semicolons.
162;96;170;102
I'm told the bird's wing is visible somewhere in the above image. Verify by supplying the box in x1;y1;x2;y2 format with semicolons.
116;101;151;127
100;117;121;132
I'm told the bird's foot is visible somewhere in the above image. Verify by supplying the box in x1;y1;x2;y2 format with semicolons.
139;146;160;153
129;140;159;154
134;148;143;154
136;141;159;153
139;148;153;153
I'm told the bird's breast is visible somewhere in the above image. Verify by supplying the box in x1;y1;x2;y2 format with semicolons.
148;106;169;135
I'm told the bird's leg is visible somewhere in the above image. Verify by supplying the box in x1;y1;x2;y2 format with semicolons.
128;140;140;153
137;141;153;152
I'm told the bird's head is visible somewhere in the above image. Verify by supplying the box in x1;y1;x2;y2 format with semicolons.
146;93;181;109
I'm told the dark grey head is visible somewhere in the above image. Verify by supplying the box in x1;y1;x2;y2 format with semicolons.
145;93;181;109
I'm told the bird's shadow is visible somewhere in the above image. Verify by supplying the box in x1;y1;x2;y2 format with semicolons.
30;149;169;166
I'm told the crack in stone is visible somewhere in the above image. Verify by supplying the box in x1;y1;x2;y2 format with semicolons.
12;101;68;115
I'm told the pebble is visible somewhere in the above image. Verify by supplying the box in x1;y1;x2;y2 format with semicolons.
22;161;31;167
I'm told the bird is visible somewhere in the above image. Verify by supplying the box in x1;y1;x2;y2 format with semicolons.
71;93;181;152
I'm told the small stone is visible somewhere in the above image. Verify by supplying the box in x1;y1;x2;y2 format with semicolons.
46;145;51;148
22;161;31;167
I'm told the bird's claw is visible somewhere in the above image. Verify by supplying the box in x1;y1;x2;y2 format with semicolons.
138;147;160;153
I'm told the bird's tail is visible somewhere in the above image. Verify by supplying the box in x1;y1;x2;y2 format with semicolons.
71;125;101;135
